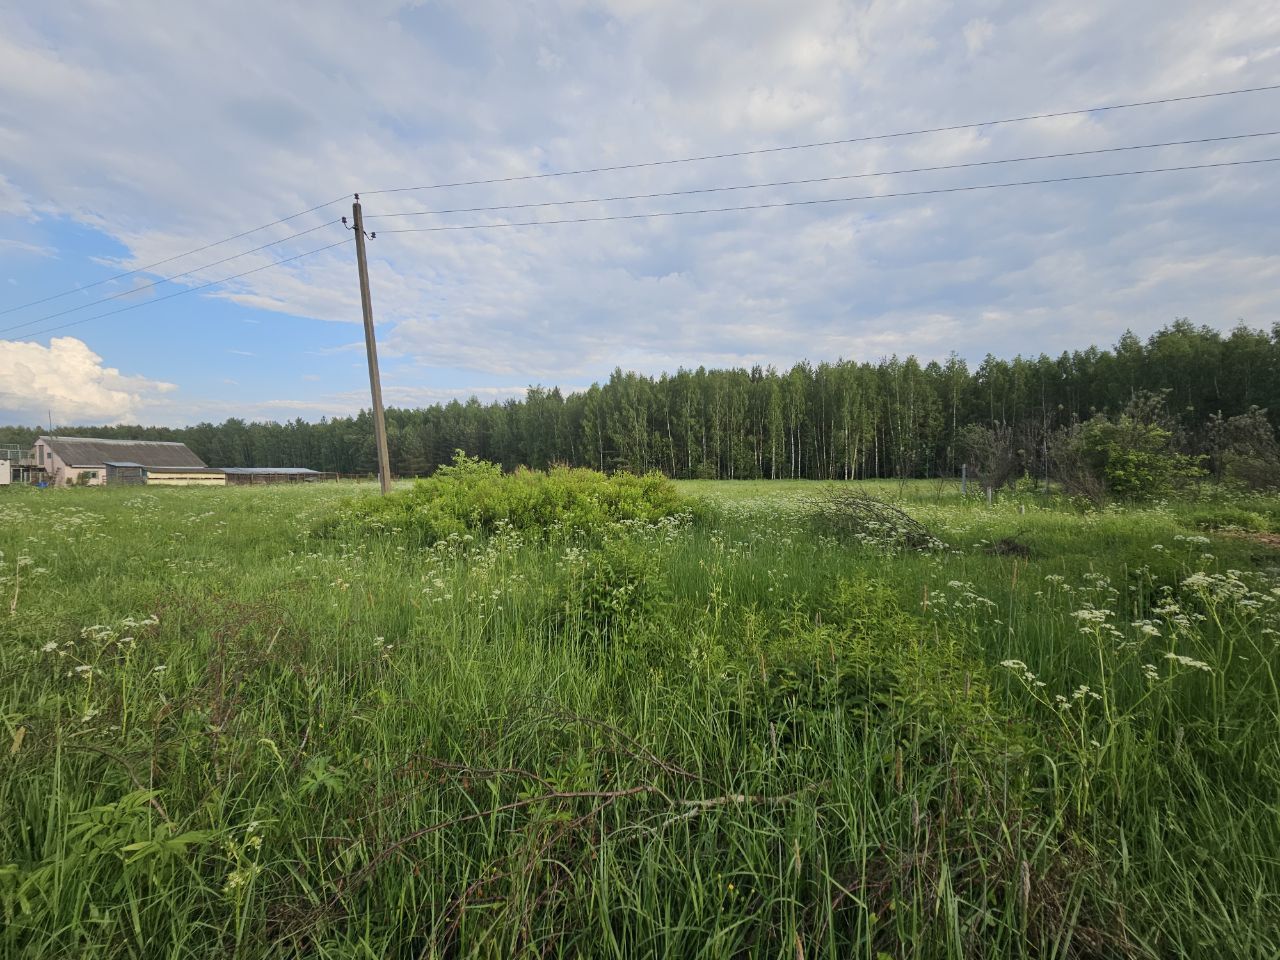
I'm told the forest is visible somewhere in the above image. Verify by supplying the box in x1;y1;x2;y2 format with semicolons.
3;320;1277;482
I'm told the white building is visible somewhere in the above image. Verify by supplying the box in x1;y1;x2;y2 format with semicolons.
32;436;224;486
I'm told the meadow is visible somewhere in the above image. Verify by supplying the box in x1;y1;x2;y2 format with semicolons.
1;475;1278;958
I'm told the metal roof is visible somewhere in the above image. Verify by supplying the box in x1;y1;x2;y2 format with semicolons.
103;461;145;468
144;466;226;474
220;467;320;475
41;436;208;469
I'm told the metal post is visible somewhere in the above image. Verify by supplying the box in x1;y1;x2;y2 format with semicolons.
350;195;391;496
961;462;967;495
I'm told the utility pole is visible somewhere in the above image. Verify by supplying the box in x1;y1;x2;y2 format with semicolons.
345;195;391;495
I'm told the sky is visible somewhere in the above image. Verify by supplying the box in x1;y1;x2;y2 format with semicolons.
1;0;1278;428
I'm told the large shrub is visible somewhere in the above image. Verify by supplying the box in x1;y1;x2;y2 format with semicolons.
1053;391;1203;502
320;453;690;544
1206;406;1280;491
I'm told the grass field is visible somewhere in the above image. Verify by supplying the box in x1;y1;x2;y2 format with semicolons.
2;479;1278;958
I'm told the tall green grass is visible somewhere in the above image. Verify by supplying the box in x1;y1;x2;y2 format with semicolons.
1;480;1277;958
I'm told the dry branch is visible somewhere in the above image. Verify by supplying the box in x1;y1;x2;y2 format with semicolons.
806;487;943;551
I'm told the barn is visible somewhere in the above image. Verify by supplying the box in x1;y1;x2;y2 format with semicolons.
34;437;225;486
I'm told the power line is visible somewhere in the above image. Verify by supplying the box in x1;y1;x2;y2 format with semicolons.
9;82;1276;322
0;195;349;318
367;130;1279;222
15;238;351;340
0;220;342;336
363;82;1280;196
377;156;1279;234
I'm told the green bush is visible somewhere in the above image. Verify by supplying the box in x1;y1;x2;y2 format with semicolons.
1065;395;1204;501
553;535;663;646
320;452;691;545
1182;504;1273;533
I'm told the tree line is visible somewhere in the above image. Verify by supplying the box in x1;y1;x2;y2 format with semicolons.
3;320;1276;481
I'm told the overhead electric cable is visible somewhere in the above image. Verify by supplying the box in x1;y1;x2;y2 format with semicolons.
377;156;1280;234
0;195;349;317
17;238;351;339
0;220;343;336
367;130;1279;221
363;82;1280;196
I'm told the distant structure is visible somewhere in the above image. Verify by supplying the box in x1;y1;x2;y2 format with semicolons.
221;467;324;485
5;436;330;487
33;436;225;487
0;446;34;485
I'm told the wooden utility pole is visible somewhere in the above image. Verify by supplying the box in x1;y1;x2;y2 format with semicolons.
349;194;391;495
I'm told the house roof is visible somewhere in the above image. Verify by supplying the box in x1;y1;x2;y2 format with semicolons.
41;436;208;469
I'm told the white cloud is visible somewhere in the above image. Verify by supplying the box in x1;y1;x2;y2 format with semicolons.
0;237;54;257
536;45;565;73
0;337;176;424
963;19;995;57
0;0;1278;422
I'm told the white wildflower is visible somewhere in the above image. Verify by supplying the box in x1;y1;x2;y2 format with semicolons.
1164;652;1212;673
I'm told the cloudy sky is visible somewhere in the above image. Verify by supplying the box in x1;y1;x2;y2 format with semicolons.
1;1;1278;427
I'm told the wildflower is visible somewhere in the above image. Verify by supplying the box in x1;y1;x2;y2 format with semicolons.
1071;608;1111;624
224;869;249;893
1164;652;1212;673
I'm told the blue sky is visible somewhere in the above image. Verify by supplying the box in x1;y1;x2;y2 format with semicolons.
1;1;1278;427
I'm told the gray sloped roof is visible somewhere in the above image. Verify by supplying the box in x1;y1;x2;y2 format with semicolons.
145;466;225;474
220;466;319;475
42;436;208;469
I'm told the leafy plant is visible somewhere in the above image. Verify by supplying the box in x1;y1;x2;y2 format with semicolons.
319;451;691;545
1055;392;1204;502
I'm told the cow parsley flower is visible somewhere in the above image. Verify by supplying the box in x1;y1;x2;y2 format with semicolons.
1164;652;1212;673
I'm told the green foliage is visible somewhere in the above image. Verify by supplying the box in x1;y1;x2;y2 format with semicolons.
4;320;1278;484
2;481;1279;957
1207;406;1280;491
762;579;999;740
553;535;663;649
321;451;690;544
1182;504;1272;533
1068;393;1204;500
